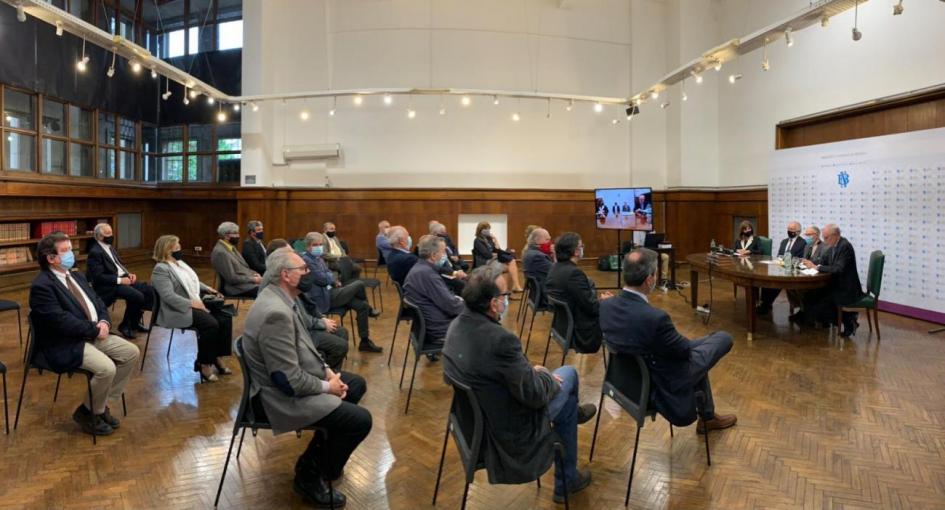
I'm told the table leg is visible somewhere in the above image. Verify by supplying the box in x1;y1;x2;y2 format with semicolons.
745;286;758;342
690;269;698;308
670;256;677;289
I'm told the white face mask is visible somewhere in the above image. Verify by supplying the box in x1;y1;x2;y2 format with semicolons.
497;294;510;322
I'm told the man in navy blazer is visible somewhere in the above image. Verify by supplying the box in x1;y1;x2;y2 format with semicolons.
385;226;418;287
29;232;139;437
600;248;737;431
757;220;807;315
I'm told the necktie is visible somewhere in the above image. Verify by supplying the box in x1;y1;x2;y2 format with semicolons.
65;274;93;321
111;246;129;276
787;238;794;253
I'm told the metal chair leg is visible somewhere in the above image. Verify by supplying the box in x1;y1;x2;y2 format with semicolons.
625;426;642;505
166;329;175;361
589;391;606;461
524;309;538;353
518;305;530;340
874;308;881;340
236;427;248;459
86;377;96;445
13;366;30;430
121;393;127;417
460;481;470;510
387;316;401;366
2;370;8;435
214;429;239;507
404;353;421;414
669;423;674;438
140;327;153;371
398;340;411;389
16;308;23;346
542;332;553;366
53;374;62;402
432;419;450;505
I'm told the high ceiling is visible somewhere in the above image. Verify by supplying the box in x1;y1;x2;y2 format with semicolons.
119;0;241;27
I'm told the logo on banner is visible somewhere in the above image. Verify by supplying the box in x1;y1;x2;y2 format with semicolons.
837;171;850;188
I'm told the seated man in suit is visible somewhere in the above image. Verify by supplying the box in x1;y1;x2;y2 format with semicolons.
428;222;468;295
601;248;737;432
546;232;612;354
301;232;383;353
375;220;392;263
385;226;416;287
801;224;864;337
757;220;807;315
430;221;468;272
242;249;371;508
241;220;268;275
784;225;830;321
86;223;153;339
522;227;554;308
211;221;261;298
404;235;466;360
29;232;140;436
323;222;362;283
444;263;596;503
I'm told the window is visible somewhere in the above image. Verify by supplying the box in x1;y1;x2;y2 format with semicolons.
189;124;213;152
188;154;213;182
166;29;185;58
217;122;241;183
118;150;135;180
42;139;66;175
42;99;66;136
97;147;116;178
4;132;35;171
98;112;115;146
119;117;136;149
4;89;35;130
188;27;200;55
70;143;93;177
69;105;92;141
218;20;243;50
160;155;184;182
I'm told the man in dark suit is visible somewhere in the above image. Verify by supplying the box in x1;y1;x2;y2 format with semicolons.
86;223;154;339
323;222;362;282
29;232;139;437
241;219;267;275
430;221;469;272
443;263;596;503
403;235;465;354
802;224;829;265
546;232;612;354
801;224;864;337
522;227;554;308
384;226;416;287
601;248;737;431
757;220;807;315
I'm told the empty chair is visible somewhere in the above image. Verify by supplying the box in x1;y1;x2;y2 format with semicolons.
398;298;441;414
0;359;7;434
0;299;23;346
387;281;413;366
542;296;607;370
837;250;885;340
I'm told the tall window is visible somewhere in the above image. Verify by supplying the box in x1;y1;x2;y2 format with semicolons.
41;98;67;175
2;88;36;172
218;20;243;50
69;105;94;177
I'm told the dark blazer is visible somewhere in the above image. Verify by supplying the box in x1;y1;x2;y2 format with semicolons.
29;270;110;372
301;251;336;314
804;241;829;265
404;260;465;341
522;247;553;307
386;248;418;287
816;237;863;306
733;236;762;254
442;307;558;484
600;291;697;426
242;238;268;275
776;236;807;258
473;236;513;267
439;233;468;271
545;260;602;353
86;241;129;304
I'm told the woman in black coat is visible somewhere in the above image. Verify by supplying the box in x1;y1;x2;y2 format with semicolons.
472;221;524;292
734;220;762;256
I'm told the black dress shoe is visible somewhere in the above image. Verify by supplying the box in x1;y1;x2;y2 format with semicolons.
553;468;592;503
368;308;382;318
118;326;136;339
293;475;347;508
841;320;860;338
102;406;120;429
135;323;150;333
72;406;114;436
426;353;440;362
358;338;383;353
755;304;771;316
577;403;597;425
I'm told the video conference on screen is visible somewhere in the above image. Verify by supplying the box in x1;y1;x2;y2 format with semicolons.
595;187;653;231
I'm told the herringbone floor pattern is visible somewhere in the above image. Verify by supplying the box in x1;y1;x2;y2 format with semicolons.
1;263;943;509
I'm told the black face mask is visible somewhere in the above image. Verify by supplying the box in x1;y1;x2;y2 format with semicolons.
254;231;265;241
787;231;798;238
171;250;183;261
742;229;753;237
296;271;316;293
103;236;114;245
227;237;239;246
325;231;336;238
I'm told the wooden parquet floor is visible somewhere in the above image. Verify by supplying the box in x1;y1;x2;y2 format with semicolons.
1;263;944;509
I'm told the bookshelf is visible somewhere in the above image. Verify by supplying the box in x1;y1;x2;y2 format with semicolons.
0;213;115;274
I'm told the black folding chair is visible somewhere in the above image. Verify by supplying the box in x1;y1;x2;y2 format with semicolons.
214;338;333;508
325;306;357;346
14;314;126;445
588;352;710;506
140;289;198;373
359;277;384;313
387;281;413;366
542;296;607;370
0;360;8;434
0;299;23;346
398;298;441;414
518;276;552;353
215;273;254;313
433;373;568;509
373;248;390;287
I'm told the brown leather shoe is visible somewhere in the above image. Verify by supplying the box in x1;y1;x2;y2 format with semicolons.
696;414;737;434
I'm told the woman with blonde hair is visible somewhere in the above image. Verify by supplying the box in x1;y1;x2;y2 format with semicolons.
472;221;524;292
150;234;232;381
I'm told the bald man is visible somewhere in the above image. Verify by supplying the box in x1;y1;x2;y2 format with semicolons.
757;221;807;315
800;224;864;337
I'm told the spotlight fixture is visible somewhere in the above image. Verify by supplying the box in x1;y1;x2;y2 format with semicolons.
106;47;117;78
383;93;393;105
407;108;416;119
300;110;310;121
660;101;670;109
728;73;743;84
183;95;190;106
16;2;26;22
217;108;227;123
76;39;89;72
691;70;703;84
251;102;259;112
852;0;863;40
821;16;830;27
439;96;446;115
714;60;722;72
611;119;620;126
625;105;639;120
681;87;688;101
893;0;903;15
493;95;500;106
207;96;215;105
649;90;659;100
784;27;794;47
189;89;198;99
353;95;363;106
761;39;770;71
130;59;142;73
55;21;64;36
233;103;241;112
594;102;604;113
150;68;158;79
461;95;471;106
161;79;172;100
566;99;574;111
511;112;520;122
329;96;337;116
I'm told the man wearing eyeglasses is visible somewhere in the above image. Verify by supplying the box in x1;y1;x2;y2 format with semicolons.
404;235;465;360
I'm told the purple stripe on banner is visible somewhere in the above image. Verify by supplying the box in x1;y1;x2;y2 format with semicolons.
878;301;945;326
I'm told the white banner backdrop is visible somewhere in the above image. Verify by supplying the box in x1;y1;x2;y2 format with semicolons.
769;126;945;321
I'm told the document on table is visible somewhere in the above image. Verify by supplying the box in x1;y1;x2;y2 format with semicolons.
800;268;820;276
759;260;779;265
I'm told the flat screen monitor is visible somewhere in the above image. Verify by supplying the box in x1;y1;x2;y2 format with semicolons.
595;187;653;231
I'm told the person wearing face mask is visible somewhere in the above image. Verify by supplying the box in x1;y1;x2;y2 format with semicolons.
242;249;371;508
601;248;737;433
301;231;384;354
801;224;828;265
375;220;392;263
734;220;762;257
86;222;154;339
443;262;597;503
322;221;363;283
151;235;232;381
384;226;417;287
241;220;268;275
211;221;262;298
472;221;524;292
546;232;613;354
523;227;554;308
757;221;807;315
430;221;468;273
29;231;140;437
404;235;466;359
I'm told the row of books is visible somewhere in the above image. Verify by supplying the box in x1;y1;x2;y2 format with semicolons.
0;223;30;241
33;220;79;238
0;247;34;266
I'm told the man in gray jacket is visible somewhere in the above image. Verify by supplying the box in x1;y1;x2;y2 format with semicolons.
211;221;261;298
242;249;371;508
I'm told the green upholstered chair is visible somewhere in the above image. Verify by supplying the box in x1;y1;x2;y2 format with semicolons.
756;236;773;256
839;250;885;340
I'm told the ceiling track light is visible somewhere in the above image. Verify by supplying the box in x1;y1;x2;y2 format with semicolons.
207;96;215;105
852;0;863;40
106;47;117;78
439;95;446;116
761;39;770;71
233;103;241;112
821;15;830;27
183;89;190;105
217;104;227;123
383;93;393;106
300;109;310;121
16;2;26;22
784;27;794;47
161;78;172;101
681;81;688;102
893;0;903;15
353;95;363;106
566;98;574;112
406;96;416;119
691;70;703;84
493;95;500;106
250;102;259;112
55;21;64;36
329;96;337;116
189;89;198;99
594;102;604;113
150;67;157;79
76;38;89;72
130;59;142;74
714;60;722;72
611;118;620;126
461;95;471;106
649;90;659;100
728;73;743;84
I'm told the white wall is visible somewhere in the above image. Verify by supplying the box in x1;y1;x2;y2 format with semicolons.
242;0;634;189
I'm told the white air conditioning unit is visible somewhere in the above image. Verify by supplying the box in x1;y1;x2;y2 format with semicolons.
282;143;340;161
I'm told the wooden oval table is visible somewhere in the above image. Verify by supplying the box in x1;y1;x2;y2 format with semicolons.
687;253;832;341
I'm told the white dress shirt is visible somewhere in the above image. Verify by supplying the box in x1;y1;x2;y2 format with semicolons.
622;287;649;303
97;240;129;284
170;260;202;300
52;268;99;323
